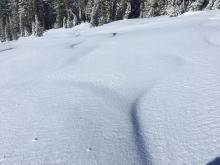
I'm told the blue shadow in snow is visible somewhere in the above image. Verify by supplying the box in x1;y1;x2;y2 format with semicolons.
207;157;220;165
130;98;151;165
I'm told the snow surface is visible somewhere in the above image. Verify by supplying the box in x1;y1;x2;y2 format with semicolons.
0;10;220;165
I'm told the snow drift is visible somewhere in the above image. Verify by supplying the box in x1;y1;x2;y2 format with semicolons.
0;10;220;165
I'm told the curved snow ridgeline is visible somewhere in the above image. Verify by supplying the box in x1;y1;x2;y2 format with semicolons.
0;10;220;165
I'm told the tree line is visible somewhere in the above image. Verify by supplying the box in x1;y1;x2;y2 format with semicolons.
0;0;219;41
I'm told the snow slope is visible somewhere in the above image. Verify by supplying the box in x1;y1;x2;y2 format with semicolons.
0;10;220;165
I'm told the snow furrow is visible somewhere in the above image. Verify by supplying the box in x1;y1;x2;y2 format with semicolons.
0;48;14;52
130;96;152;165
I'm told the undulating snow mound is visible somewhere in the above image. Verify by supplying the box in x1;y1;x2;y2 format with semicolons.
0;10;220;165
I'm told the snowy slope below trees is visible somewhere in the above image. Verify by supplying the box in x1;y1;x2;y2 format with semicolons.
0;10;220;165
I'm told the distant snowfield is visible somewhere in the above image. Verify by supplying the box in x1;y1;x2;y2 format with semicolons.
0;10;220;165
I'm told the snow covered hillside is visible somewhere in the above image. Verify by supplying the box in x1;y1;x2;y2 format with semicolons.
0;10;220;165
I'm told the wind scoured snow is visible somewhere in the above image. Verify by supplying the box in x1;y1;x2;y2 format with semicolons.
0;10;220;165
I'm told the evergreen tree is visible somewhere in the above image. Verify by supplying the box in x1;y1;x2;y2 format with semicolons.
33;14;44;36
5;18;13;41
0;0;9;41
33;0;45;30
9;0;19;40
0;0;219;42
18;0;34;36
90;0;100;26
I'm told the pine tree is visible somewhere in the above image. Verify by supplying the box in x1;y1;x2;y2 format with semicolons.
5;18;13;41
10;0;19;40
34;14;44;36
126;0;140;18
0;19;6;42
115;0;127;20
85;0;94;21
90;0;100;26
0;0;219;42
33;0;45;31
18;0;33;36
0;0;9;41
54;0;65;28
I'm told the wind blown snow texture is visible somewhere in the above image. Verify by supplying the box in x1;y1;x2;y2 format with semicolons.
0;10;220;165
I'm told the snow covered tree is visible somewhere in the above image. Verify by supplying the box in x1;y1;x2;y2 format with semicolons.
90;0;100;26
18;0;34;36
33;14;44;36
5;18;13;41
0;0;9;41
9;0;20;40
31;0;44;36
0;0;220;42
90;0;116;26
